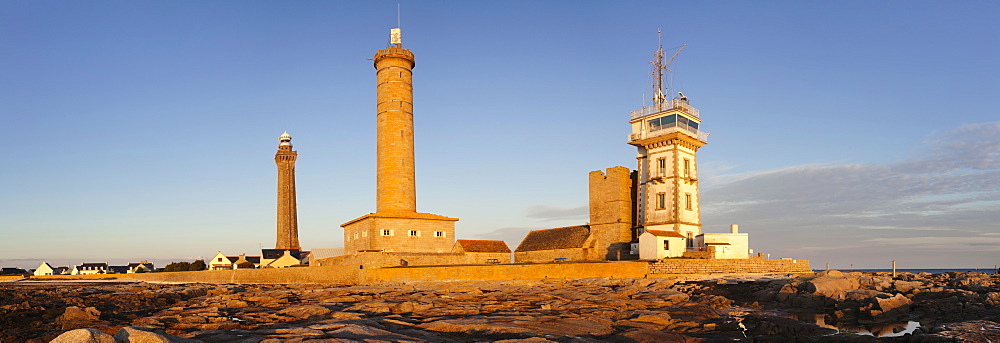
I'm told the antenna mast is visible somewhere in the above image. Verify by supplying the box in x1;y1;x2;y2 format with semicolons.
389;4;402;48
650;30;685;105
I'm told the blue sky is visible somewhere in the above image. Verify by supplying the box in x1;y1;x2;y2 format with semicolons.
1;1;997;269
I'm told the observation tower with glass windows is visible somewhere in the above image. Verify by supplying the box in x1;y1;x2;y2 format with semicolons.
628;34;709;249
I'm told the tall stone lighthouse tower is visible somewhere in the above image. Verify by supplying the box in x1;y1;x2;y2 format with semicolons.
275;131;300;250
628;37;708;247
374;29;417;214
341;28;458;254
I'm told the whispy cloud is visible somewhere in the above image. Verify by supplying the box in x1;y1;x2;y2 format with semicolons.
702;122;1000;268
524;204;588;221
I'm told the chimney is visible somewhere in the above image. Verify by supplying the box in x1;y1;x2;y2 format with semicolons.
730;224;739;234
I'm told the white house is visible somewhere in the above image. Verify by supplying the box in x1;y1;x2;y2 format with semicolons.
72;262;108;275
696;225;750;259
34;261;55;276
209;251;236;270
127;261;154;273
639;229;687;260
209;251;264;270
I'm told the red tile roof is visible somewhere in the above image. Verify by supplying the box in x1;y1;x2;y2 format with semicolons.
644;229;686;238
456;240;511;253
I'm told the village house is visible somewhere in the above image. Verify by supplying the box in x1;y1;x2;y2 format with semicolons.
127;261;154;273
209;251;237;270
261;249;307;268
107;265;130;274
211;251;304;270
233;254;260;269
0;267;29;275
72;263;108;275
34;261;57;276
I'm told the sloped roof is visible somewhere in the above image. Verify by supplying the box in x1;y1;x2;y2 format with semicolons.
645;229;686;238
262;249;301;260
79;263;108;268
515;225;592;252
310;248;344;259
456;240;511;253
0;268;28;275
108;266;129;274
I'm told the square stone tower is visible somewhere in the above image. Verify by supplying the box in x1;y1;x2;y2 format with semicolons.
588;166;637;260
341;28;458;254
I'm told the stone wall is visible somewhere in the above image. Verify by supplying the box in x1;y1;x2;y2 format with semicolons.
363;261;651;283
314;251;510;269
514;247;589;263
30;259;812;284
649;258;812;274
34;266;360;284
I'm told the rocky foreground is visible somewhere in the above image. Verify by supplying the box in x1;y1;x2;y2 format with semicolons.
3;271;1000;342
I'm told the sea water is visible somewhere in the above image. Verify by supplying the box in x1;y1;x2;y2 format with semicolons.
814;268;997;274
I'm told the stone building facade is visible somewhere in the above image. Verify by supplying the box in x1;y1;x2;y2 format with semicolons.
342;213;456;253
628;101;706;243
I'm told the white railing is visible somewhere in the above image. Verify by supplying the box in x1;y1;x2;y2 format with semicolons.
630;99;700;121
628;126;710;143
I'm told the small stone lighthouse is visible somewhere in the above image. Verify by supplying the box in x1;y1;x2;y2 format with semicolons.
340;28;458;254
275;131;300;250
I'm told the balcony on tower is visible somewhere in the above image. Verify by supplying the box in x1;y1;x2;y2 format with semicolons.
628;99;709;144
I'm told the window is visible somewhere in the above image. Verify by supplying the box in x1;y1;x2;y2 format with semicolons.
646;114;698;132
656;193;666;210
685;193;692;210
657;158;666;177
217;258;223;262
687;232;694;248
647;114;698;133
353;232;359;240
663;240;669;250
362;231;368;237
647;114;677;132
683;158;690;178
435;231;445;237
409;230;418;237
382;229;391;236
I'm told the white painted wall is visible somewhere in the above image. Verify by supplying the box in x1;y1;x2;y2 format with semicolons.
639;232;686;260
34;262;54;276
698;233;750;259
